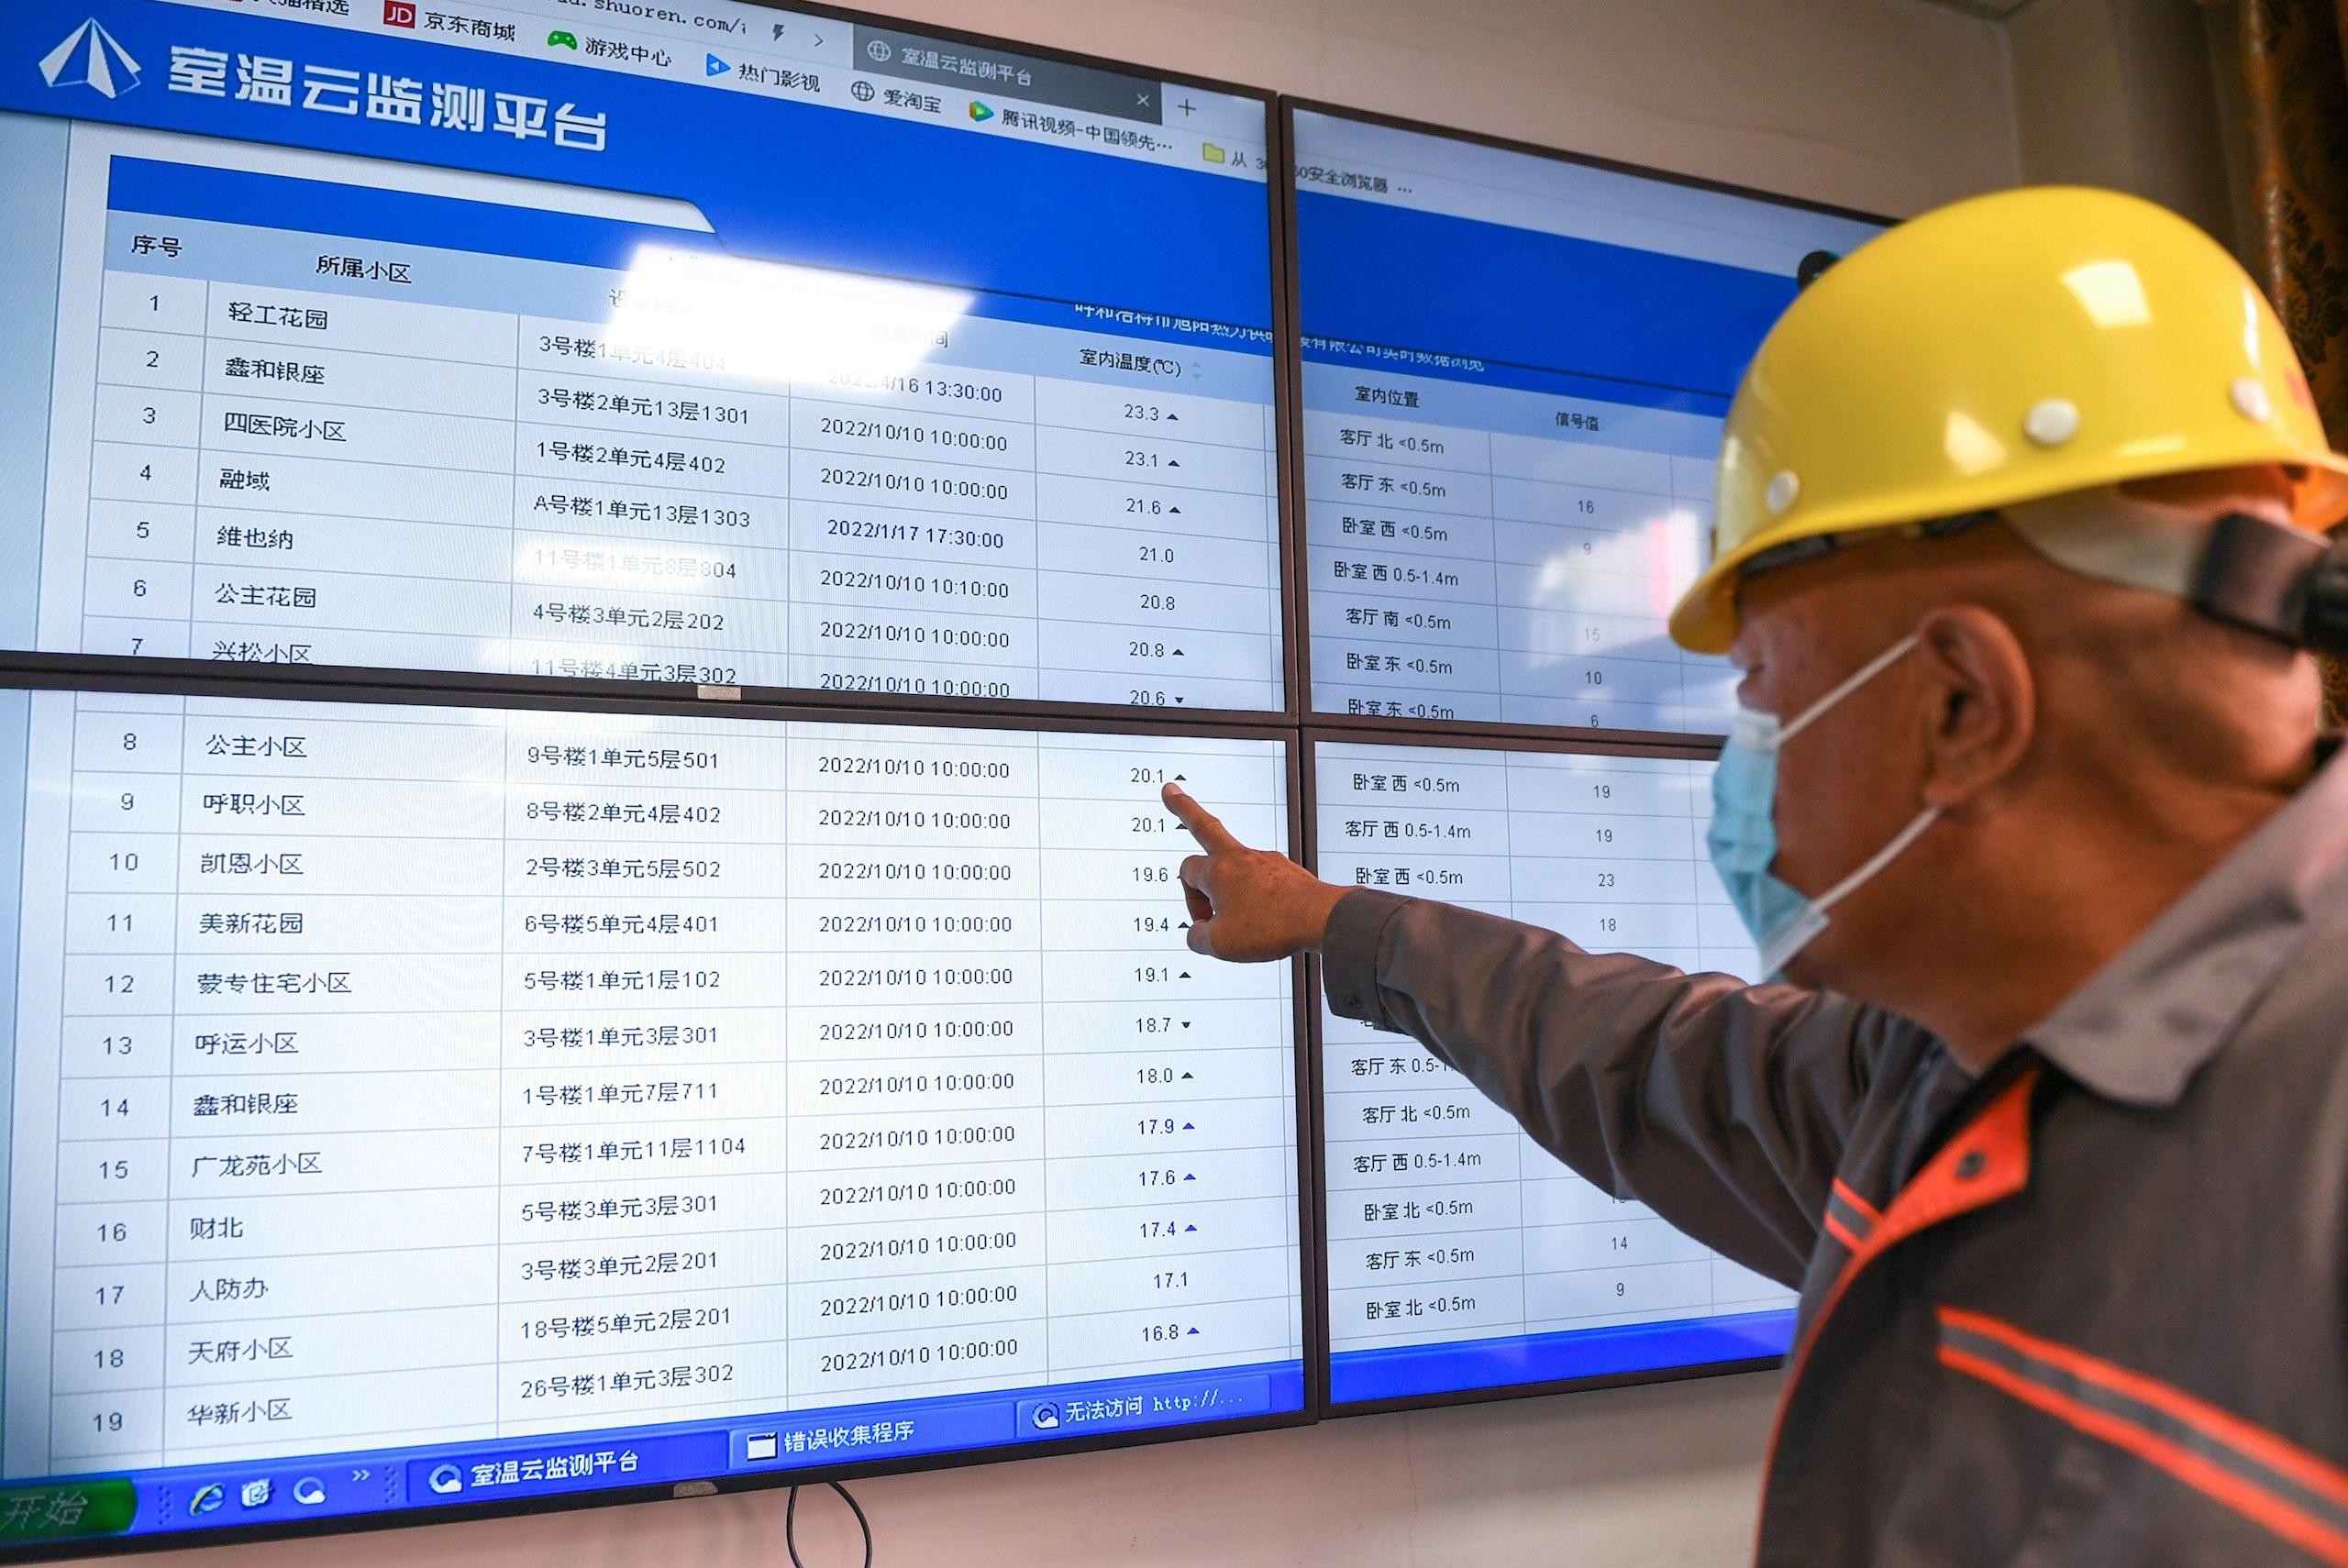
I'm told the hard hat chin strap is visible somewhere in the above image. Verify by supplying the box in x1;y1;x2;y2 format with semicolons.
2002;489;2348;658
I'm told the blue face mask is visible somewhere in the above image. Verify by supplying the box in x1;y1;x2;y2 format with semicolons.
1707;634;1944;979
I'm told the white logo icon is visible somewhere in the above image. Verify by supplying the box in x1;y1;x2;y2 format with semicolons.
40;18;142;97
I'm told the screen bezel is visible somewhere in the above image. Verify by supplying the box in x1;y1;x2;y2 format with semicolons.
0;24;1913;1554
1298;723;1791;1419
1277;95;1894;749
0;0;1307;730
0;660;1323;1562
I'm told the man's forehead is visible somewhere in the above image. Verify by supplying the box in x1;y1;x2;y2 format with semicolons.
1729;534;1951;661
1727;513;2090;663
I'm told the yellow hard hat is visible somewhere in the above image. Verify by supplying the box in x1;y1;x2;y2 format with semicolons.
1669;185;2348;654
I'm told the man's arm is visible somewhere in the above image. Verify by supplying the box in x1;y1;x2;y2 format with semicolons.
1164;784;1934;1286
1322;888;1928;1285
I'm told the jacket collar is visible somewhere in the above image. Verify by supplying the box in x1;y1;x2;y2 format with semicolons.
2021;736;2348;1109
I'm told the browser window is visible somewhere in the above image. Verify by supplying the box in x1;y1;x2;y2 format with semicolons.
1291;108;1881;737
0;0;1283;712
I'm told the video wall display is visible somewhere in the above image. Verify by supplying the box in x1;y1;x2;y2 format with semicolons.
0;0;1890;1553
1290;106;1883;736
1311;736;1795;1408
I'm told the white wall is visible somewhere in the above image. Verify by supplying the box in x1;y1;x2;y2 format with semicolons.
153;4;2034;1565
2007;0;2236;249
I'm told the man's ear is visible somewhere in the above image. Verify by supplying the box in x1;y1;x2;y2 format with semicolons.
1911;604;2034;811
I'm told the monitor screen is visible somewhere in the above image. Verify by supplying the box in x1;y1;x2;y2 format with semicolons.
1311;736;1794;1409
0;0;1284;712
1290;108;1883;736
0;682;1303;1551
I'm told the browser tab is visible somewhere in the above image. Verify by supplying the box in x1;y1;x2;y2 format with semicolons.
850;24;1163;124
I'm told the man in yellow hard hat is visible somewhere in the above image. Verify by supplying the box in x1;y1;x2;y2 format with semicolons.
1167;185;2348;1565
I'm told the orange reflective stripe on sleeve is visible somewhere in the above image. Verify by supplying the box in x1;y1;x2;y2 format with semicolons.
1822;1210;1866;1253
1938;1307;2348;1566
1822;1181;1877;1252
1830;1177;1883;1229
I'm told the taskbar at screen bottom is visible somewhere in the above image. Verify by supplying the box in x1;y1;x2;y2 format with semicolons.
0;1360;1303;1552
1329;1310;1795;1408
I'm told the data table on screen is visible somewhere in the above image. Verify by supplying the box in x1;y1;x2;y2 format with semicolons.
16;130;1284;713
1312;738;1795;1406
1290;106;1883;738
1301;373;1733;734
1;690;1302;1489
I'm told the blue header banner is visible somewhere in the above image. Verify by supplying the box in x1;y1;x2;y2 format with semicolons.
3;0;1273;326
108;153;699;271
1296;189;1799;399
105;155;1274;352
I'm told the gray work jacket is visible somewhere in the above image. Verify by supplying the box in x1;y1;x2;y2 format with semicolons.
1320;746;2348;1567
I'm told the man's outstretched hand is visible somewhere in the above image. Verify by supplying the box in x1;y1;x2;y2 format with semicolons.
1161;782;1348;962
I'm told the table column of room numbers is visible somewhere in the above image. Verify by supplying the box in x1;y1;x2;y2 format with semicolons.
1303;368;1737;734
18;691;1294;1475
1316;741;1793;1359
74;193;1284;710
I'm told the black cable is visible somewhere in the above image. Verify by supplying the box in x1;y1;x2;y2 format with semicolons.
784;1480;873;1568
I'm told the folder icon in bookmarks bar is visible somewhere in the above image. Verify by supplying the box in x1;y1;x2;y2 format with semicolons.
1201;142;1228;165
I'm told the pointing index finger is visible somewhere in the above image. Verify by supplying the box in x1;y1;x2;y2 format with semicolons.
1160;781;1241;853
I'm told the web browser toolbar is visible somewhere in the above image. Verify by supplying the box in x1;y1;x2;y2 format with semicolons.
150;0;1270;178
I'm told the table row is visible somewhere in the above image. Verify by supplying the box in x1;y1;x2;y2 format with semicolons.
50;1258;1302;1400
1332;1257;1789;1351
48;999;1297;1075
50;949;1290;1011
104;273;1278;435
78;629;1287;701
48;1057;1299;1136
49;1153;1297;1259
57;706;1290;793
62;786;1280;845
85;515;1283;594
99;328;1277;451
47;1303;1301;1465
50;1227;1301;1331
47;1101;1299;1202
